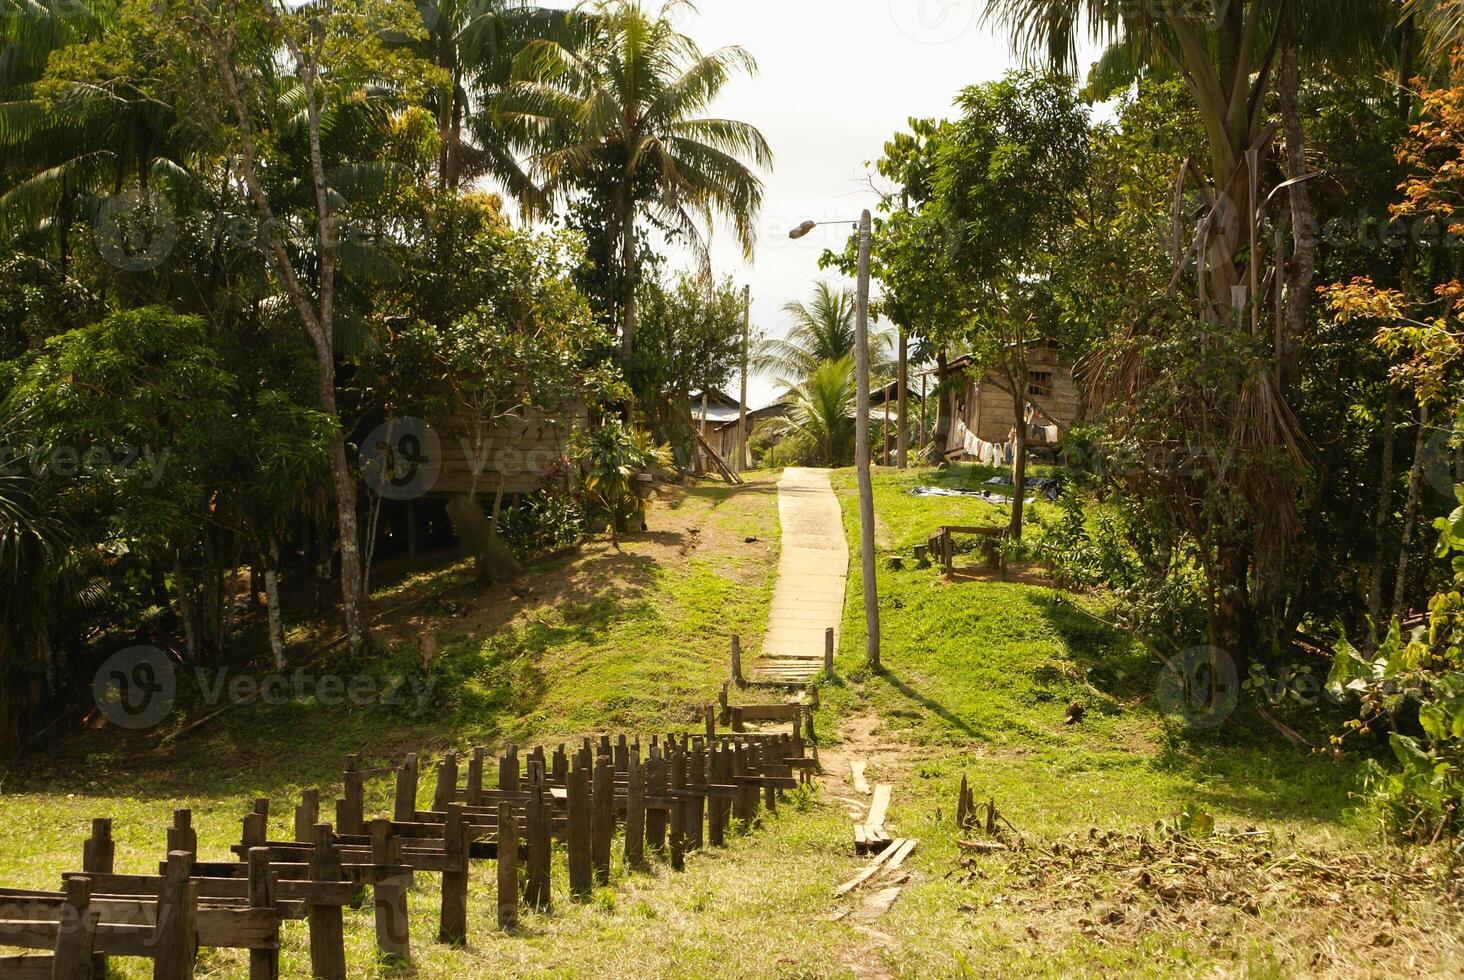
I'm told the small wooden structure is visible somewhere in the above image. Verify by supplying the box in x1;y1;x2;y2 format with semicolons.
930;526;1006;576
936;345;1081;460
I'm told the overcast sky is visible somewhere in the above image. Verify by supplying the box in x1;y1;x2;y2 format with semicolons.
524;1;1102;408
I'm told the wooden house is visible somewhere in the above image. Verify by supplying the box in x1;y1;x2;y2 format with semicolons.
936;345;1082;460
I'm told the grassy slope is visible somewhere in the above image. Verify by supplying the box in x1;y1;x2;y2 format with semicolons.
1;472;878;979
822;464;1460;978
2;464;1457;978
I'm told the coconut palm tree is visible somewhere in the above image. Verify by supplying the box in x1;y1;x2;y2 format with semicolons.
400;0;587;196
753;356;858;466
0;0;193;268
754;281;893;389
504;0;771;360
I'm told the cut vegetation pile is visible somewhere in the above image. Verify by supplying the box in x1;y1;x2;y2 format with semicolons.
956;812;1464;975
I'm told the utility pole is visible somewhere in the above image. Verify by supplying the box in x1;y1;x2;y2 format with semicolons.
854;210;880;669
896;332;909;468
739;284;750;472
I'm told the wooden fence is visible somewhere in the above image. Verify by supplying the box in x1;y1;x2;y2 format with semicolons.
0;724;815;978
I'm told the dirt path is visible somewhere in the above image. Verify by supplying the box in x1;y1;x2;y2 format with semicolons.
750;467;848;683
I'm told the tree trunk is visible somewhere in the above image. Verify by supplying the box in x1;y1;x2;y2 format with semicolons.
620;197;637;362
927;348;950;464
1367;387;1397;640
1009;395;1027;541
896;332;908;468
1278;14;1316;389
1392;403;1431;622
174;554;201;663
263;538;286;672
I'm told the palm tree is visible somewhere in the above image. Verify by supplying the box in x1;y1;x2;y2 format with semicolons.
755;281;892;389
753;356;858;466
0;0;193;268
401;0;585;195
505;0;771;360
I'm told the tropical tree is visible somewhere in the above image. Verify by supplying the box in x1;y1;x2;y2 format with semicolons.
631;271;747;458
0;0;194;269
755;282;891;389
935;72;1093;540
754;356;858;467
506;0;771;361
401;0;582;194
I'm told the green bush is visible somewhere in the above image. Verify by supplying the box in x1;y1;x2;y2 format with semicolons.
1330;487;1464;845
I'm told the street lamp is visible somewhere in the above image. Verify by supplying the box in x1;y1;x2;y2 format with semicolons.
788;211;880;669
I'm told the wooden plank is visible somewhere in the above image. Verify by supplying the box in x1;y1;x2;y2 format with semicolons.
731;704;801;722
864;784;892;838
879;838;917;873
833;840;904;896
860;885;903;919
849;761;871;795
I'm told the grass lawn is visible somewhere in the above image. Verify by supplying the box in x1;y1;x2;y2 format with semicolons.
0;471;882;978
2;463;1459;978
819;463;1462;978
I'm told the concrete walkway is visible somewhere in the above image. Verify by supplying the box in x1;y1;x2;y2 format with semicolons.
750;467;849;684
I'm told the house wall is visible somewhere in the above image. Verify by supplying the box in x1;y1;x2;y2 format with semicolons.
944;347;1082;457
431;408;582;496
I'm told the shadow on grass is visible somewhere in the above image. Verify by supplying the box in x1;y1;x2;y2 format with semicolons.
873;666;990;742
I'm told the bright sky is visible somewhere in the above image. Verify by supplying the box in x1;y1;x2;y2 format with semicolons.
523;1;1103;408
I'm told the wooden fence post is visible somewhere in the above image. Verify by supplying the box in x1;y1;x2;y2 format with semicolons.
248;847;281;980
82;818;113;978
624;744;645;869
53;876;99;980
825;627;835;672
499;745;519;793
497;799;519;930
707;742;725;847
154;851;198;980
167;809;197;859
295;789;320;842
731;634;743;684
689;737;706;851
370;818;411;963
340;755;365;836
592;752;613;885
567;759;593;901
668;740;685;872
433;751;458;813
614;734;629;774
394;753;419;822
551;744;567;785
525;782;552;911
439;804;468;945
732;742;752;828
704;704;715;739
308;824;347;980
467;747;486;807
645;742;667;854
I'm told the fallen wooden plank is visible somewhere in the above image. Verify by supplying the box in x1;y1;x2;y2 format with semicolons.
860;885;903;919
849;761;871;795
864;783;891;837
834;838;905;896
956;839;1007;853
879;837;917;873
853;823;867;854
